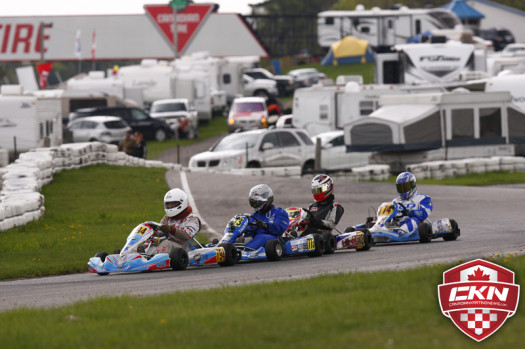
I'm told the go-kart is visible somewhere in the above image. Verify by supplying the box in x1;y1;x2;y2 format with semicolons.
212;214;325;262
88;221;237;275
285;207;372;253
346;201;460;244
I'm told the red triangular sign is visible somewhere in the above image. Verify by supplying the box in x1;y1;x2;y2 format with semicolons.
144;4;213;54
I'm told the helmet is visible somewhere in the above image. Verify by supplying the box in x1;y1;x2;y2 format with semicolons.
311;174;334;202
164;188;188;218
249;184;274;213
396;172;417;200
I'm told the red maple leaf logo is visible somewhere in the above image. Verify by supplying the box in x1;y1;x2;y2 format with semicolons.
468;267;491;281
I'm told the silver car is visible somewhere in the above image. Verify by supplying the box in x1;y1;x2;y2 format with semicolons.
189;128;315;174
67;116;131;144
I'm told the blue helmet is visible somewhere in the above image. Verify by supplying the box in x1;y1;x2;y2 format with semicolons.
396;172;416;200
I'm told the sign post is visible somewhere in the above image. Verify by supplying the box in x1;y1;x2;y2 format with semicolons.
169;0;188;59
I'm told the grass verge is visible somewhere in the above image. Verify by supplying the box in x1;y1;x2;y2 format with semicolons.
0;255;523;348
375;171;525;186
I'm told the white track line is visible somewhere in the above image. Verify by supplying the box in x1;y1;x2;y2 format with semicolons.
180;170;219;238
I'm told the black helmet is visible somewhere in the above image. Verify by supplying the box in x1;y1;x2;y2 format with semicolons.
249;184;274;213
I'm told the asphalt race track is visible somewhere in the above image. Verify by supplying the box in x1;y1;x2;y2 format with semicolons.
1;171;524;311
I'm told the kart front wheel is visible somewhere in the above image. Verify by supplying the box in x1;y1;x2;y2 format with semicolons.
322;232;336;254
443;219;460;241
265;239;283;261
356;229;373;251
217;243;237;267
418;222;432;243
95;252;109;276
308;234;324;257
169;248;189;270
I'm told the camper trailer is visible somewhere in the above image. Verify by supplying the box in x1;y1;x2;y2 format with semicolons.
66;71;144;107
292;79;443;136
374;42;488;85
117;58;231;122
485;73;525;111
0;85;62;158
344;90;525;171
317;6;463;51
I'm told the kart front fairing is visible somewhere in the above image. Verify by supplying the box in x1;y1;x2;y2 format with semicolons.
88;221;173;274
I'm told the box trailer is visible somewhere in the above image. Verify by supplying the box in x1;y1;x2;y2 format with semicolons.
0;85;62;158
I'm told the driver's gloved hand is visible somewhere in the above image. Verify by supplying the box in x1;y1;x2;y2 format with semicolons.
159;224;172;235
254;220;269;230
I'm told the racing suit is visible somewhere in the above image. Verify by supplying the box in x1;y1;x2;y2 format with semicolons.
153;207;201;254
244;205;289;250
302;195;344;236
393;191;432;235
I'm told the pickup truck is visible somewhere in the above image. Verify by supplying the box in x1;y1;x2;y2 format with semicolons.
244;67;295;97
149;99;199;139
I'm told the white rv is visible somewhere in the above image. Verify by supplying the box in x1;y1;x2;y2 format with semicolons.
485;73;525;111
344;90;525;171
375;42;488;85
317;6;463;50
292;79;443;136
0;85;62;157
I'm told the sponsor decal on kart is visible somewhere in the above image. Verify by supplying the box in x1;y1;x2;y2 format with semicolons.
216;247;226;263
438;259;520;341
307;236;315;251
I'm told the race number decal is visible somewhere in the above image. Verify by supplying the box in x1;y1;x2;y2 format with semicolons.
137;226;148;235
234;218;243;227
307;236;315;250
378;204;394;216
216;247;226;262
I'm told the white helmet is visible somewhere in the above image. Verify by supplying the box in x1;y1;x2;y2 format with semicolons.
164;188;188;218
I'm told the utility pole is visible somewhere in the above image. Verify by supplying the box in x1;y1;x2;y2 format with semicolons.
169;0;188;60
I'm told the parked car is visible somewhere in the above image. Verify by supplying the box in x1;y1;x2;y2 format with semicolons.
242;74;278;98
69;106;174;141
475;27;515;51
227;96;272;133
244;67;295;96
149;98;199;139
311;130;370;171
189;128;315;174
501;43;525;56
287;68;327;88
66;116;131;144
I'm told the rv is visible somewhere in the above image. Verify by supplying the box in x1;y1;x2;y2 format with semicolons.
292;79;443;136
117;59;229;123
375;42;488;85
0;85;62;158
344;90;525;171
317;6;463;51
485;73;525;111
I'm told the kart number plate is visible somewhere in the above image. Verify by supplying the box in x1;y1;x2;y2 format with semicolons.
216;247;226;262
307;236;315;251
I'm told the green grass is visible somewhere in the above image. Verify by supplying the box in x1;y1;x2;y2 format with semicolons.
146;116;228;159
376;171;525;186
0;255;523;348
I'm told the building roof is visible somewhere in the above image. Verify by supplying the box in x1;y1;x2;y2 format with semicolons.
442;0;485;19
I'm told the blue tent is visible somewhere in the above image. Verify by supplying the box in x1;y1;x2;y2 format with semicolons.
407;31;439;43
442;0;485;19
321;36;374;66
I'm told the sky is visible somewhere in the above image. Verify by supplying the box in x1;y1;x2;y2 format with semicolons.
2;0;264;16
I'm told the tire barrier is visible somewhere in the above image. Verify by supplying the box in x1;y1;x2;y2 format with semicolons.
0;142;181;232
406;156;525;180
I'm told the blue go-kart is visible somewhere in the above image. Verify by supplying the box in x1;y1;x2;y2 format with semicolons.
346;201;460;244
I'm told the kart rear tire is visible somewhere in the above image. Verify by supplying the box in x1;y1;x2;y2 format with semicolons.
356;229;373;251
418;222;432;243
308;233;324;257
265;239;283;261
443;219;460;241
169;248;189;271
217;243;237;267
95;252;109;276
322;232;336;254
